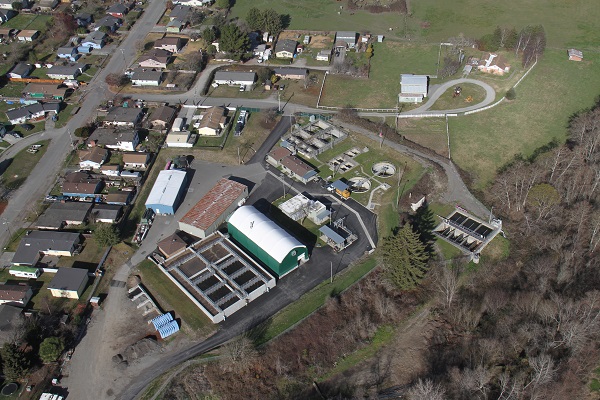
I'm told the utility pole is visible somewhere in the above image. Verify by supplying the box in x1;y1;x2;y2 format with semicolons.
237;146;241;165
278;91;281;112
330;261;333;283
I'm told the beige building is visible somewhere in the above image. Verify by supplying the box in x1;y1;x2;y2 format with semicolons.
48;268;89;299
196;106;227;136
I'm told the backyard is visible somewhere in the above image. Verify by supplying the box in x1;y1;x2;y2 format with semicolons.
319;42;438;108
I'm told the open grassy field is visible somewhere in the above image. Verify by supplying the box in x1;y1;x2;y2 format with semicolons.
450;49;600;188
398;117;448;157
319;42;438;108
1;140;49;190
231;0;600;49
3;14;51;30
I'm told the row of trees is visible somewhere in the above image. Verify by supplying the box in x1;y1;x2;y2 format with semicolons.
478;25;546;67
245;8;288;36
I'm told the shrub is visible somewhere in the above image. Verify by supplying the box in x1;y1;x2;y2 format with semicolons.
505;87;516;100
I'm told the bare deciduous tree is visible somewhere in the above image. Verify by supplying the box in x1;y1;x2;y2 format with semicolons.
407;379;446;400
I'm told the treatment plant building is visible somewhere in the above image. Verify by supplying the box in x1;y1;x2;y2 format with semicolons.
179;178;248;238
145;169;187;215
227;206;308;278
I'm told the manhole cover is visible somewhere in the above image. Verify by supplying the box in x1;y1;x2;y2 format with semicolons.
1;383;18;396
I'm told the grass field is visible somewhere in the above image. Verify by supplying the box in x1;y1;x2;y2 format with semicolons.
231;0;600;49
3;14;51;30
1;140;49;190
429;83;487;110
450;49;600;188
136;260;215;336
398;117;448;157
320;42;438;108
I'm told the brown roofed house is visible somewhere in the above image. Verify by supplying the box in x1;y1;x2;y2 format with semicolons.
123;152;150;170
153;37;184;53
0;284;33;307
279;155;318;184
197;106;227;136
149;106;176;129
78;146;108;170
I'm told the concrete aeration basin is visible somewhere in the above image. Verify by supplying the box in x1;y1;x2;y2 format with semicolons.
348;177;371;193
372;162;396;178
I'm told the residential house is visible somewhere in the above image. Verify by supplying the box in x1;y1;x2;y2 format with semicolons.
399;74;428;103
11;231;82;266
0;28;17;40
100;164;121;177
165;131;193;147
78;146;108;170
335;31;357;48
172;0;213;6
196;106;227;136
46;63;87;80
75;12;93;27
477;53;510;75
81;31;106;50
273;67;308;80
253;43;266;56
131;68;163;86
166;19;185;33
88;127;140;151
274;39;296;59
62;171;103;199
123;152;150;170
95;15;121;32
22;83;68;100
35;201;93;230
57;46;79;62
91;204;122;223
5;102;60;124
138;49;172;69
149;105;176;130
104;191;133;205
213;71;256;86
568;48;583;61
153;36;184;53
48;268;89;299
7;62;33;79
316;50;330;62
37;0;59;12
0;284;33;307
9;266;40;279
16;30;39;42
169;5;190;21
0;9;16;23
104;106;143;127
265;146;292;166
106;3;129;18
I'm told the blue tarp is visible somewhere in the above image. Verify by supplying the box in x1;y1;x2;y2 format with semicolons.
151;313;173;330
157;320;179;339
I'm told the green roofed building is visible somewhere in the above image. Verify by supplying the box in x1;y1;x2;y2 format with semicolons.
227;206;308;278
9;266;41;279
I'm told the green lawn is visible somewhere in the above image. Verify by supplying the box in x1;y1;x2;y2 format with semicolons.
136;260;215;336
257;257;378;345
0;82;27;99
320;42;438;108
450;49;600;188
399;117;448;157
54;104;78;128
429;83;487;111
231;0;600;49
1;140;49;190
208;84;271;100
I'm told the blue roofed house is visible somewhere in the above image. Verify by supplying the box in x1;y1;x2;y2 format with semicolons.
57;46;80;62
81;31;106;50
399;74;428;103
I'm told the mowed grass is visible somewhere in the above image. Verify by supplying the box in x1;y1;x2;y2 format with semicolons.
429;83;487;111
398;117;448;157
137;260;215;336
449;49;600;188
320;42;438;108
1;140;49;189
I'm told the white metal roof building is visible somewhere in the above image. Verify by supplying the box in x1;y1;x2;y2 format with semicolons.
145;170;188;215
227;206;308;277
399;74;428;103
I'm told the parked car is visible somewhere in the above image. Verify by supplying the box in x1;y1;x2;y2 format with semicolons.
19;123;33;131
8;131;22;138
234;122;244;136
239;85;245;92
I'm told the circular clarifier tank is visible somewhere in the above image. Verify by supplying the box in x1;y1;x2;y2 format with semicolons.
348;177;371;192
371;162;396;178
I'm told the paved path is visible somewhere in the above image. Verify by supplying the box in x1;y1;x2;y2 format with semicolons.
405;78;496;115
333;119;490;219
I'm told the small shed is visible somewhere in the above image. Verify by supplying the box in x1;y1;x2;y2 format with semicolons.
568;48;583;62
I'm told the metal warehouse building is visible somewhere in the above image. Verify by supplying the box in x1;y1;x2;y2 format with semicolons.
145;170;188;215
227;206;308;278
179;178;248;239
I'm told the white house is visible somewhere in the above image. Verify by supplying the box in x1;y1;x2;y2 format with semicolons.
165;131;193;147
78;146;108;170
88;128;140;152
316;50;330;62
173;0;212;6
100;164;121;177
213;71;256;87
81;31;106;49
477;53;510;75
131;68;163;86
399;74;428;103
